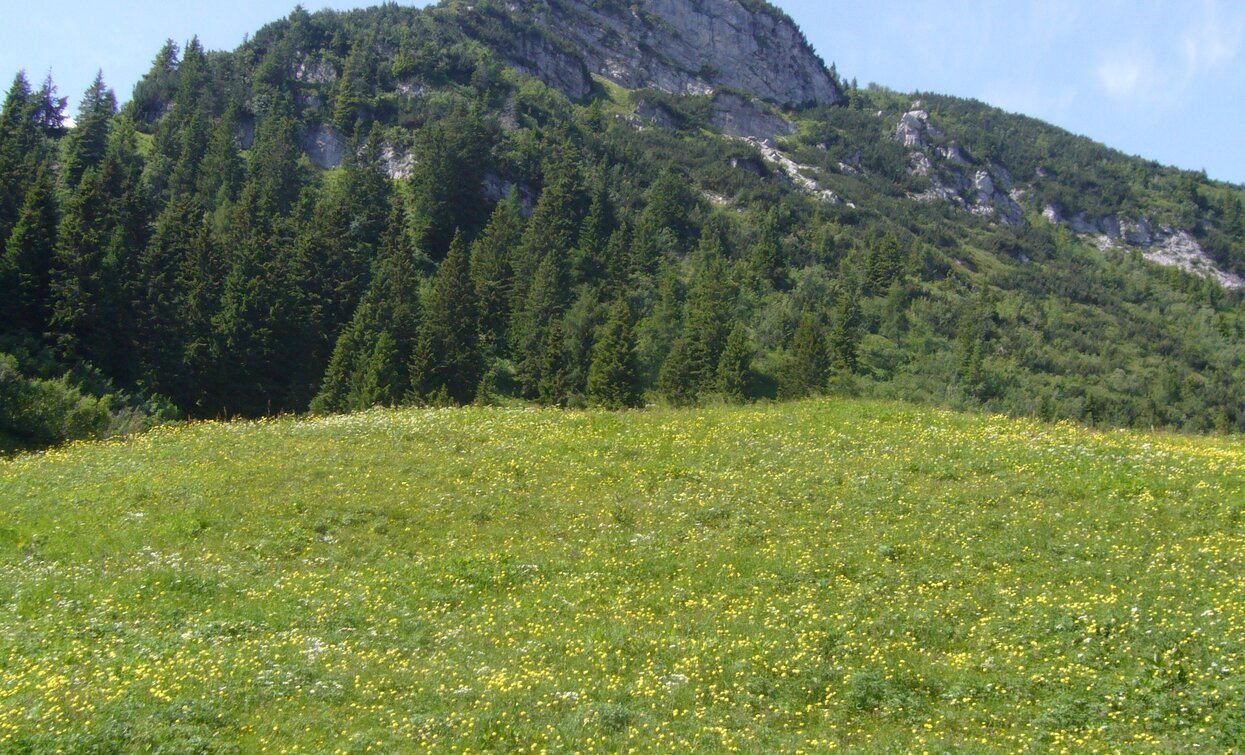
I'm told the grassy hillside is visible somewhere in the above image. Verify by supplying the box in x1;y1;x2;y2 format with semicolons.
1;401;1242;751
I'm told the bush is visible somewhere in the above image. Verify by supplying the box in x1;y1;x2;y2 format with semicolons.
0;353;112;448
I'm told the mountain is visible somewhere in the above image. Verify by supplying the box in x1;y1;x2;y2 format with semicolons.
1;0;1244;452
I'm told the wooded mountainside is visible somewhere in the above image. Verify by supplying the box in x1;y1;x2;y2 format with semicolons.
2;0;1244;452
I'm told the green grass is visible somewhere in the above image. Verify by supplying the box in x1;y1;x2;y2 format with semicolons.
1;399;1242;751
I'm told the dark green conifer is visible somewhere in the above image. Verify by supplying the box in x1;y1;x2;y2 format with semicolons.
470;190;524;354
680;239;736;390
334;36;377;134
313;194;423;414
513;249;570;398
785;313;829;398
717;322;754;402
588;299;643;409
410;230;481;405
1;168;57;334
61;72;117;189
828;286;862;373
657;337;697;406
747;209;783;289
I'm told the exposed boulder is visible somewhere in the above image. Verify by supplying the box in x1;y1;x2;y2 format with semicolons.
940;142;969;164
908;151;934;177
1042;207;1243;288
741;137;849;205
970;170;1024;226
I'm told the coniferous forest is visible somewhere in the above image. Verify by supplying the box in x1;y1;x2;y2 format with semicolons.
2;1;1245;453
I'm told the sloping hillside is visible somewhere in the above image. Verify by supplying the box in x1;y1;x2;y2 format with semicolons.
1;400;1243;750
2;0;1244;453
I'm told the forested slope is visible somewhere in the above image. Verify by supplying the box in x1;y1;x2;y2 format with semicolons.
1;0;1244;450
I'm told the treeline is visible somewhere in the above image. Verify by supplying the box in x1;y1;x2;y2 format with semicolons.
3;4;1245;452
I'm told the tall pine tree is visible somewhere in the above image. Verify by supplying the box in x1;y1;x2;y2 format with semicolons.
410;230;481;404
1;167;57;335
587;299;643;409
313;193;423;413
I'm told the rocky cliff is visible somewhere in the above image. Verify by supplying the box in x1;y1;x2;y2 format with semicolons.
492;0;843;107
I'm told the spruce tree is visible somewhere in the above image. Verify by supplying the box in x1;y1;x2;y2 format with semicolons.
640;164;697;247
636;258;684;383
561;286;603;399
508;140;587;312
536;317;569;406
61;72;117;189
1;168;57;335
680;239;736;391
0;73;40;242
828;286;862;373
865;232;904;294
572;182;612;286
410;230;481;405
209;178;312;415
588;299;643;409
513;250;570;398
138;194;202;402
334;36;377;134
785;313;829;398
198;102;244;209
470;190;524;355
407;108;496;259
30;74;67;133
717;322;754;402
657;337;697;406
295;129;391;360
48;117;151;383
313;193;423;414
747;209;783;289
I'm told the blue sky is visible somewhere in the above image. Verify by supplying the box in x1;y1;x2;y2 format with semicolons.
2;0;1242;184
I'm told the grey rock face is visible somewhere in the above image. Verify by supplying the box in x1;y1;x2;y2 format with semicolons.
235;117;256;150
940;142;969;164
504;32;592;99
483;174;537;217
295;59;338;86
500;0;842;106
380;143;415;180
894;105;939;148
635;98;679;129
301;124;346;169
709;93;796;142
730;155;767;176
1043;207;1243;288
1145;231;1245;289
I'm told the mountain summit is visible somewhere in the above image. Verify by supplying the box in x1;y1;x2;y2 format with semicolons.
492;0;843;106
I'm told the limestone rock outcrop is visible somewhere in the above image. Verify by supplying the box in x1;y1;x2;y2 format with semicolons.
493;0;843;106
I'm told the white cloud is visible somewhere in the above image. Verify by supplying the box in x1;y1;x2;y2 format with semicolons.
1096;46;1157;103
1182;0;1245;71
1096;0;1245;106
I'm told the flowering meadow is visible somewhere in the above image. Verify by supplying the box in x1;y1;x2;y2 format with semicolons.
0;400;1242;752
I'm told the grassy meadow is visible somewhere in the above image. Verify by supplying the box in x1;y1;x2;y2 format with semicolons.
0;400;1243;752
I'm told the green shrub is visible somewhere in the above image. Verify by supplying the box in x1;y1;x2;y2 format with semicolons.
0;353;112;448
